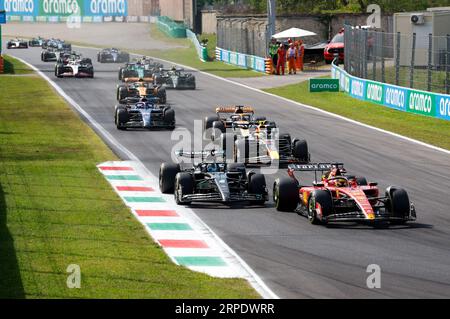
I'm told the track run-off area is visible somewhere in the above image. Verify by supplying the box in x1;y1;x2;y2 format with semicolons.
5;42;450;299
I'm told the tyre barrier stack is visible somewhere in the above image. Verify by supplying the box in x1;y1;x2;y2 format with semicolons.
265;58;273;75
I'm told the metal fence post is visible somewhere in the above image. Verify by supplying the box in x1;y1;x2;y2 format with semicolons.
427;33;432;92
396;32;401;86
410;33;416;89
447;34;450;95
381;31;386;83
362;29;368;79
372;31;377;81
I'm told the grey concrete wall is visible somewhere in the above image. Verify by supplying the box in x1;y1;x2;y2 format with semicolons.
202;10;217;34
128;0;159;16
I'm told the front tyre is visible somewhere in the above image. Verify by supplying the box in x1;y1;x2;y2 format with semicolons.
175;173;194;205
308;190;332;225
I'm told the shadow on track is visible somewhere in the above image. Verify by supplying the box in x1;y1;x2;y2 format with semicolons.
0;183;25;298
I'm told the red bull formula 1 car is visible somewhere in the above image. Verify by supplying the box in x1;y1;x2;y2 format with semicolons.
273;163;417;226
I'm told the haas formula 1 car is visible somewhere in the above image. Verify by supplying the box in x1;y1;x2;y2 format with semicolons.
117;79;167;103
55;54;94;78
7;38;28;49
97;48;130;63
159;150;268;205
154;68;196;90
115;97;175;130
273;163;417;226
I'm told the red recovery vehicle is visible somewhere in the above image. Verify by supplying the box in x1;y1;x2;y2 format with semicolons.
273;163;416;226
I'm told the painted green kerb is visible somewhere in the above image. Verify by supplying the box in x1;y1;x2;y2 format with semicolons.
147;223;193;231
175;257;227;267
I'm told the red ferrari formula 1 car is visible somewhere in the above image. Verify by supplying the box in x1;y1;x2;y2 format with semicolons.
273;163;417;226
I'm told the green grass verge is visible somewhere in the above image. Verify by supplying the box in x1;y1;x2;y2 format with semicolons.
144;24;265;78
0;65;258;299
1;55;33;75
265;81;450;150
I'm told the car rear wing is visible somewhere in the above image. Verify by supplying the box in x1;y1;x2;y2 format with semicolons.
123;77;154;83
175;149;225;160
216;106;254;114
288;163;345;172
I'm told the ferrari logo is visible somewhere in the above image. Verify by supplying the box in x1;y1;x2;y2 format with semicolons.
367;213;375;220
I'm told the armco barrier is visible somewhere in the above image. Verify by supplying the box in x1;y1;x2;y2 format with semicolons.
331;62;450;121
157;16;186;38
186;30;208;62
215;47;268;73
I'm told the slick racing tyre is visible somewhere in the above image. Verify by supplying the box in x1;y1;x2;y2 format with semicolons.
159;163;181;194
163;108;175;129
234;139;249;164
273;177;299;212
175;173;194;205
212;121;226;141
387;187;410;225
248;173;267;205
308;190;332;225
204;116;220;131
292;139;309;163
115;108;128;130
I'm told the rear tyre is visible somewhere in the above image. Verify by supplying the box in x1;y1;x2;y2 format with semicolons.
248;173;267;205
204;116;219;131
212;121;226;141
234;139;249;164
117;86;128;101
175;173;194;205
292;139;309;163
308;190;332;225
159;163;181;194
221;133;236;160
356;177;368;186
273;177;299;212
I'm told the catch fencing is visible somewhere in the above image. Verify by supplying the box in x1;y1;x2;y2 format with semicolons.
344;25;450;95
157;16;187;38
186;29;208;62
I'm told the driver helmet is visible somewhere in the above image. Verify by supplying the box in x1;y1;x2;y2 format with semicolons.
207;164;218;173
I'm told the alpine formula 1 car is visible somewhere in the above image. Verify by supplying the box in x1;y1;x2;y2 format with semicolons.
7;38;28;49
29;37;44;47
41;43;72;62
97;48;130;63
115;97;175;130
55;54;94;78
117;80;167;103
273;163;417;226
159;150;268;205
154;68;196;90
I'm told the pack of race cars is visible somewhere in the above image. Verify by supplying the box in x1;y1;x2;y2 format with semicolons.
14;37;417;227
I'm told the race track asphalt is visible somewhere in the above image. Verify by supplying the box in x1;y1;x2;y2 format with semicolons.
7;45;450;299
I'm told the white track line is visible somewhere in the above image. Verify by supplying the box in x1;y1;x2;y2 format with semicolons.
12;54;279;300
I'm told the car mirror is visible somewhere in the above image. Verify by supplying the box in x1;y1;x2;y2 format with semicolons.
369;182;378;187
313;182;324;187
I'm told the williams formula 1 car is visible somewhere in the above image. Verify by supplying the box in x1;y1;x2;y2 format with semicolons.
273;163;417;226
117;80;167;104
115;97;175;130
154;68;196;90
159;150;268;205
97;48;130;63
55;54;94;78
7;38;28;49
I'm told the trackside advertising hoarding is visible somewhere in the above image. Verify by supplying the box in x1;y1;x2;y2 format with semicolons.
331;63;450;121
0;0;127;19
216;47;266;73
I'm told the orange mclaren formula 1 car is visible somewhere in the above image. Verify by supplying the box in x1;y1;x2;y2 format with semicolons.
273;163;417;226
117;79;167;104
